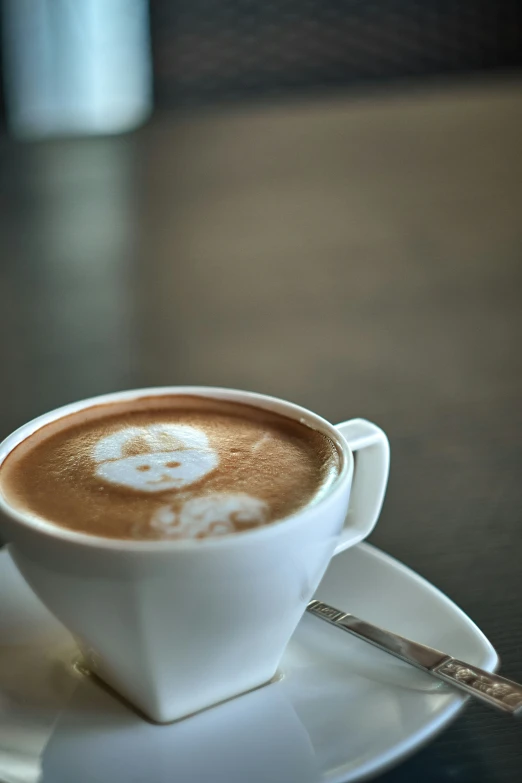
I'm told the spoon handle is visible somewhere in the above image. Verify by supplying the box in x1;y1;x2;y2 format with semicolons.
307;599;522;716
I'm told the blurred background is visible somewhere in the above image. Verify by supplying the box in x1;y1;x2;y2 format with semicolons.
0;2;521;781
0;0;520;420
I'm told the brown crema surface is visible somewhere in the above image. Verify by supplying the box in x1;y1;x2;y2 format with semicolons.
0;396;341;540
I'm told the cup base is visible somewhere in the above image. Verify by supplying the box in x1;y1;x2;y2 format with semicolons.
74;656;284;724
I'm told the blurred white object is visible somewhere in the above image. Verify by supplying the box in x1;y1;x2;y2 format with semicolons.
2;0;152;138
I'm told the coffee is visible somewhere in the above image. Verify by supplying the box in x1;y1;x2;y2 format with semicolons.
0;396;341;541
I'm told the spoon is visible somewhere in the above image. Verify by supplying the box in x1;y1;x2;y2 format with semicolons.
307;599;522;715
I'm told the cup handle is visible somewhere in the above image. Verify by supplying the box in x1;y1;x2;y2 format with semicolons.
333;419;390;555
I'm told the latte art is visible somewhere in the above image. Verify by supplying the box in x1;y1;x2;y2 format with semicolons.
150;494;269;539
0;395;341;541
90;423;267;538
96;451;218;493
93;424;219;493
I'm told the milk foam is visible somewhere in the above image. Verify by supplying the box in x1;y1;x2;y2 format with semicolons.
0;395;341;541
93;424;219;493
150;494;269;539
92;423;266;537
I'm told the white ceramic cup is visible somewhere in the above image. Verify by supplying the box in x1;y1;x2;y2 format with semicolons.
0;387;389;723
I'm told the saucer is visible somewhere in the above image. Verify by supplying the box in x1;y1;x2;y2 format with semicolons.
0;543;497;783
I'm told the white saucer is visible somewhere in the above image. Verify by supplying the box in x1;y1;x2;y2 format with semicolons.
0;543;497;783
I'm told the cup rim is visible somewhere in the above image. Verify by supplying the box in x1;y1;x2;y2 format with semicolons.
0;386;353;552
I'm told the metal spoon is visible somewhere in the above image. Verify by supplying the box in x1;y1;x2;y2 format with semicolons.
307;599;522;716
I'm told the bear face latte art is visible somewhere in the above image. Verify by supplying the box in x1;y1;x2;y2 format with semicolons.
0;396;341;540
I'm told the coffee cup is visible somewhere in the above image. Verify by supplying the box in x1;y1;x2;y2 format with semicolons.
0;387;389;723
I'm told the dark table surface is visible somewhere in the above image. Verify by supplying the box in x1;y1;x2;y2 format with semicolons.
1;77;521;782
